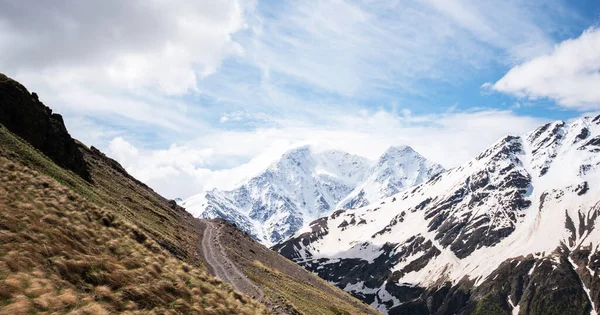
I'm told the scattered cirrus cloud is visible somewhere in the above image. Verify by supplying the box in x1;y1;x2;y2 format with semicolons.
233;0;560;100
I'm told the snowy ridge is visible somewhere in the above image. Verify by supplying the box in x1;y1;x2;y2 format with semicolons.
274;116;600;314
338;145;444;210
183;145;442;246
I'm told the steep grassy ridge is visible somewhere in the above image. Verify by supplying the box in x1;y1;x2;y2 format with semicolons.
0;125;264;314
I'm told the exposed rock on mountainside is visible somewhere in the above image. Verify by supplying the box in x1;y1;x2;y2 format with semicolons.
275;117;600;314
184;145;443;245
0;73;91;181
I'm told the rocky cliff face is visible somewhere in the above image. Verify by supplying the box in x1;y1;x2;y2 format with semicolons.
275;117;600;314
0;73;91;181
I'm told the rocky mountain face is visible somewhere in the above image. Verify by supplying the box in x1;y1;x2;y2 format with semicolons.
0;73;91;181
183;145;443;246
274;117;600;314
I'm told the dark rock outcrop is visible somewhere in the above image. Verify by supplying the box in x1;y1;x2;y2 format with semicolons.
0;73;91;181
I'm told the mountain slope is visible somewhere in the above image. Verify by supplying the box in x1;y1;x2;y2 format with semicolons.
207;219;379;314
275;117;600;314
184;145;442;245
0;73;377;314
0;120;264;314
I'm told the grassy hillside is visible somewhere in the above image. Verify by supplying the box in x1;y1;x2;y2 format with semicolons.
0;124;264;314
0;122;378;314
0;72;380;314
0;73;203;266
213;221;379;315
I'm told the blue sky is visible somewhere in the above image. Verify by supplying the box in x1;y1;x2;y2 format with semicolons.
1;0;600;198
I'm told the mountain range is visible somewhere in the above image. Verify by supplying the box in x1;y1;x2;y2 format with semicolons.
4;71;600;315
183;145;444;245
274;117;600;314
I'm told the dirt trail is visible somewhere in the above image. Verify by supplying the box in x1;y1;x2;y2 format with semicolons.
201;220;265;301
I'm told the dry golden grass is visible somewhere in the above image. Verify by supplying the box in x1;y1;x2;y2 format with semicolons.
0;156;265;314
0;123;205;268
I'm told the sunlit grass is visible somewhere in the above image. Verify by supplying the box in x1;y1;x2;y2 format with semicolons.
0;125;266;314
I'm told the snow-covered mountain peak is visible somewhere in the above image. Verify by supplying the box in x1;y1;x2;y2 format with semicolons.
375;145;443;183
379;145;415;159
183;144;441;245
270;145;372;185
337;145;444;210
271;145;313;169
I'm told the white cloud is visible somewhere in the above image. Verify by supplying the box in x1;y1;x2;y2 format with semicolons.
108;137;140;167
108;137;215;198
0;0;246;95
218;112;248;124
491;27;600;110
0;0;249;132
108;109;546;199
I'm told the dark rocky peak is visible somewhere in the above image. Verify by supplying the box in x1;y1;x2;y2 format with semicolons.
574;126;590;143
416;135;531;258
580;136;600;151
527;120;563;141
571;116;600;149
0;73;91;181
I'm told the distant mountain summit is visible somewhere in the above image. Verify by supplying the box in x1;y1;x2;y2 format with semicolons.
183;145;443;245
338;145;444;209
